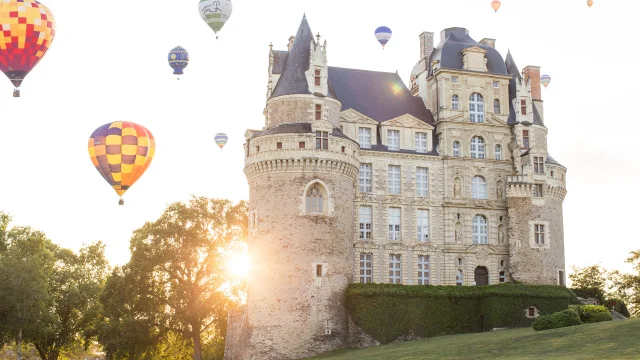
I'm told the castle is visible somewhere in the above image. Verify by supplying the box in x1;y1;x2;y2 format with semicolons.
225;15;567;360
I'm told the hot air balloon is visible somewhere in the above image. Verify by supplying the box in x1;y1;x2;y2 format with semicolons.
0;0;56;97
374;26;392;49
587;0;593;7
214;133;228;150
491;0;501;12
199;0;233;39
168;46;189;79
88;121;156;205
540;74;551;88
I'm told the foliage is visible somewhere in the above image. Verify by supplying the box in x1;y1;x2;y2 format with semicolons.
347;283;574;344
569;264;607;291
575;305;610;323
610;251;640;317
603;298;631;318
593;311;613;323
98;196;248;360
570;287;605;304
532;309;582;331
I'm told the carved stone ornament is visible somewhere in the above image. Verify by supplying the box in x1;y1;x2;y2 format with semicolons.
384;242;407;255
413;243;437;256
354;240;379;252
358;193;374;202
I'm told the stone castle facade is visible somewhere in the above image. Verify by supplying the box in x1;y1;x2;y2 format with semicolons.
224;15;567;360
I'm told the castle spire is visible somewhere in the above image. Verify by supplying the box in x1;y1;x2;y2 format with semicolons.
270;15;314;98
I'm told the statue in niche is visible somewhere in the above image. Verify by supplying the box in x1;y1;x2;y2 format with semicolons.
498;228;504;244
454;223;462;243
453;178;461;198
497;185;503;200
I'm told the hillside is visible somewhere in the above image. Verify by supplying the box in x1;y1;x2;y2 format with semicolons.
310;319;640;360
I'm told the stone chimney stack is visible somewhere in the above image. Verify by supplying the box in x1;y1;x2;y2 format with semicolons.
522;65;541;101
480;38;496;49
419;31;434;60
287;36;295;51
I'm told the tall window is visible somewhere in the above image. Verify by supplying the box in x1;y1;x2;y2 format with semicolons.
416;167;429;197
534;156;545;174
453;141;461;157
470;136;485;159
387;130;400;151
469;93;485;123
315;131;328;150
359;206;372;240
388;208;401;241
388;165;401;195
473;215;488;244
389;254;402;284
535;224;545;244
359;164;372;193
314;69;321;86
499;271;506;283
534;184;543;198
495;144;502;160
521;100;527;115
493;99;500;114
417;255;430;285
315;104;322;120
472;176;487;199
417;209;429;242
305;185;324;214
522;130;530;149
415;133;428;153
358;128;371;149
452;94;460;110
359;253;372;283
456;270;463;286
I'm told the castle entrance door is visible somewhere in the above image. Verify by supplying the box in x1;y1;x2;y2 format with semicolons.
474;266;489;286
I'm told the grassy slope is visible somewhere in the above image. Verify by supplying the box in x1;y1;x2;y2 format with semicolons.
310;319;640;360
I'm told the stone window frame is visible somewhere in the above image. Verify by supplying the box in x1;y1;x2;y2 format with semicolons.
416;167;429;197
249;210;258;232
451;94;460;110
387;129;400;151
315;131;329;150
416;208;430;242
453;140;461;157
358;127;373;149
389;254;402;284
472;215;489;244
472;176;488;199
388;165;401;195
359;253;373;283
470;136;486;159
387;207;402;242
358;205;373;240
495;144;502;160
469;92;485;123
529;220;551;249
359;163;373;193
300;180;334;216
415;132;428;153
499;271;506;283
416;254;430;285
558;269;565;287
493;98;500;114
525;306;540;318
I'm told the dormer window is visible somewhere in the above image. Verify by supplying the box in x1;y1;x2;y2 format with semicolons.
521;100;527;115
316;131;329;150
387;130;400;151
315;104;322;120
314;69;321;86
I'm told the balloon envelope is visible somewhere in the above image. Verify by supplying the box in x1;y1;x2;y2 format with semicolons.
168;46;189;75
214;133;228;149
491;0;501;12
541;74;551;88
0;0;56;90
199;0;233;36
88;121;156;203
374;26;392;48
587;0;593;7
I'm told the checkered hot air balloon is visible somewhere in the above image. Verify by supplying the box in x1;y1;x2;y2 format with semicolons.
0;0;56;97
541;74;551;88
374;26;392;49
214;133;228;150
88;121;156;205
168;46;189;79
199;0;233;39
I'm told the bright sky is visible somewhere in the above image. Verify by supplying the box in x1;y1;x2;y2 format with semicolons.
0;0;636;275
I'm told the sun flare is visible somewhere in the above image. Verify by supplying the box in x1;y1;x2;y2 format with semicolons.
227;252;250;277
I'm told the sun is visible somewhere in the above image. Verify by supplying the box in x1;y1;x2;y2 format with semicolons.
227;251;250;277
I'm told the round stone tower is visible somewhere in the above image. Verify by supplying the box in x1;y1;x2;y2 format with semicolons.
227;15;359;360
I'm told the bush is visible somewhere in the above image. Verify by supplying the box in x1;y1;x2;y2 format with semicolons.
593;311;613;322
347;283;575;344
532;309;582;331
579;305;610;323
603;298;631;318
570;287;605;304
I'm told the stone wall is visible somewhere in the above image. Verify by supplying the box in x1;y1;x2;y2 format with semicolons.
266;95;342;129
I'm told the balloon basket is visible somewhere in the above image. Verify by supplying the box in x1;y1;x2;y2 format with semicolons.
119;198;124;206
12;89;20;97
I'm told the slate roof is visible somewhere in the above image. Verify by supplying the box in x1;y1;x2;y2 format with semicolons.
270;15;315;98
253;122;351;140
272;50;288;74
427;28;508;77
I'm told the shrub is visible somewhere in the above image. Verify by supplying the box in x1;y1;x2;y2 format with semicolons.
570;287;605;304
593;311;613;322
347;283;575;344
579;305;610;323
532;309;582;331
603;298;631;318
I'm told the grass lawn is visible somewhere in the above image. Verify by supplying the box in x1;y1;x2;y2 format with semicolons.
309;319;640;360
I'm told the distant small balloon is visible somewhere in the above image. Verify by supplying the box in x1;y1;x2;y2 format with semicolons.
491;0;501;12
540;74;551;88
374;26;392;49
214;133;228;150
168;46;189;78
587;0;593;7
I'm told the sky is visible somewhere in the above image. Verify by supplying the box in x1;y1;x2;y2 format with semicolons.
0;0;637;276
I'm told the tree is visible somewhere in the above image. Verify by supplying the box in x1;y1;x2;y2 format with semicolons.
99;197;247;360
613;251;640;317
569;264;608;290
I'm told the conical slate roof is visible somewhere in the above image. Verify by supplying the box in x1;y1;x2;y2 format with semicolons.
270;15;315;98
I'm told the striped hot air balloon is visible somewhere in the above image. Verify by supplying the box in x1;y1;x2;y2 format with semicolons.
374;26;392;49
541;74;551;88
214;133;228;150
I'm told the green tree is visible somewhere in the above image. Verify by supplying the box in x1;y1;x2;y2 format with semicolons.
569;264;608;290
99;197;247;360
612;251;640;317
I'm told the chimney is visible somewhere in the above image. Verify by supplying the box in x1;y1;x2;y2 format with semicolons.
522;65;541;101
479;38;496;49
419;31;434;60
287;36;295;51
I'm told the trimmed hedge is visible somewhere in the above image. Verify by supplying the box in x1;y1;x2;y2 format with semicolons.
347;283;574;344
594;311;613;322
577;305;610;323
532;309;582;331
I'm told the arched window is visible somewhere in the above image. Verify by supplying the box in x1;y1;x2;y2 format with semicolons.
452;94;460;110
453;141;461;157
472;215;488;244
470;136;485;159
469;93;484;123
472;176;487;199
493;99;500;114
306;184;325;214
495;144;502;160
